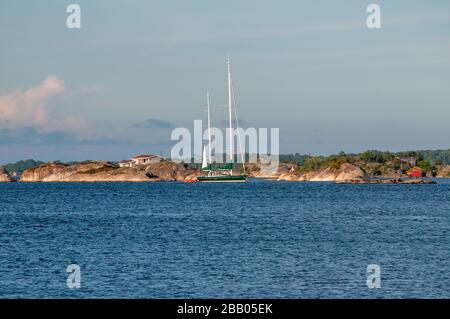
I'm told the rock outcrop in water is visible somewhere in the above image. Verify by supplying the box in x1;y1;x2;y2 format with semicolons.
436;165;450;178
0;167;14;182
17;159;444;183
20;160;201;182
245;162;299;179
276;162;436;184
278;163;369;182
145;161;200;181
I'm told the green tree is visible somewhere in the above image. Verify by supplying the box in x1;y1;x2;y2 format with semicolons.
418;160;431;172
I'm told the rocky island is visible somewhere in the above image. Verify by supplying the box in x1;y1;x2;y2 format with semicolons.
436;165;450;178
0;160;440;184
2;149;448;183
0;167;14;182
19;160;201;182
278;163;368;182
277;162;435;184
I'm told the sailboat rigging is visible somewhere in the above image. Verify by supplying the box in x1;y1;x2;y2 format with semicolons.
197;57;247;182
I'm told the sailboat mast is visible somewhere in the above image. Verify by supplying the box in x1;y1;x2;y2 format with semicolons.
206;89;212;164
227;56;233;162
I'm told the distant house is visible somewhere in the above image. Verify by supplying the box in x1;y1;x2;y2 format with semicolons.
118;160;133;168
399;157;418;166
131;154;164;166
406;166;423;178
119;154;164;168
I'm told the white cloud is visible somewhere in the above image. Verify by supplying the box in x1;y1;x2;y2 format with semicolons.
0;76;86;132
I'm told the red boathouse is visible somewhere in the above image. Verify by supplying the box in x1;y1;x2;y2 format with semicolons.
406;166;423;178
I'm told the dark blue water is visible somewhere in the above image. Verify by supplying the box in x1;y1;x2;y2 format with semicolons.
0;180;449;298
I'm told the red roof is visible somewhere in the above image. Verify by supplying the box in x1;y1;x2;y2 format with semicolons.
407;166;422;177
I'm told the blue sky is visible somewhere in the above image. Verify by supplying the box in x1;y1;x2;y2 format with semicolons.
1;0;449;163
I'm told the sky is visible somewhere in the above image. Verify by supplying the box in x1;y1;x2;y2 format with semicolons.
1;0;449;163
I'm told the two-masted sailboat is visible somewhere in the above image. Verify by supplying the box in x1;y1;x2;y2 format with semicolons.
197;58;247;182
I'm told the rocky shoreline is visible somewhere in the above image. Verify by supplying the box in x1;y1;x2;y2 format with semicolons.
18;160;201;182
277;163;368;182
436;165;450;178
0;167;14;182
335;178;436;184
0;160;446;183
277;163;438;184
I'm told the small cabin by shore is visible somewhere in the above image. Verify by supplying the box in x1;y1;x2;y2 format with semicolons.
119;154;164;168
406;166;423;178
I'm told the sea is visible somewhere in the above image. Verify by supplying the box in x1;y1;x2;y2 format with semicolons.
0;179;449;298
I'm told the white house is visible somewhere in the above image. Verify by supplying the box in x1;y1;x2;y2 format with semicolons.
119;154;164;168
118;159;133;168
